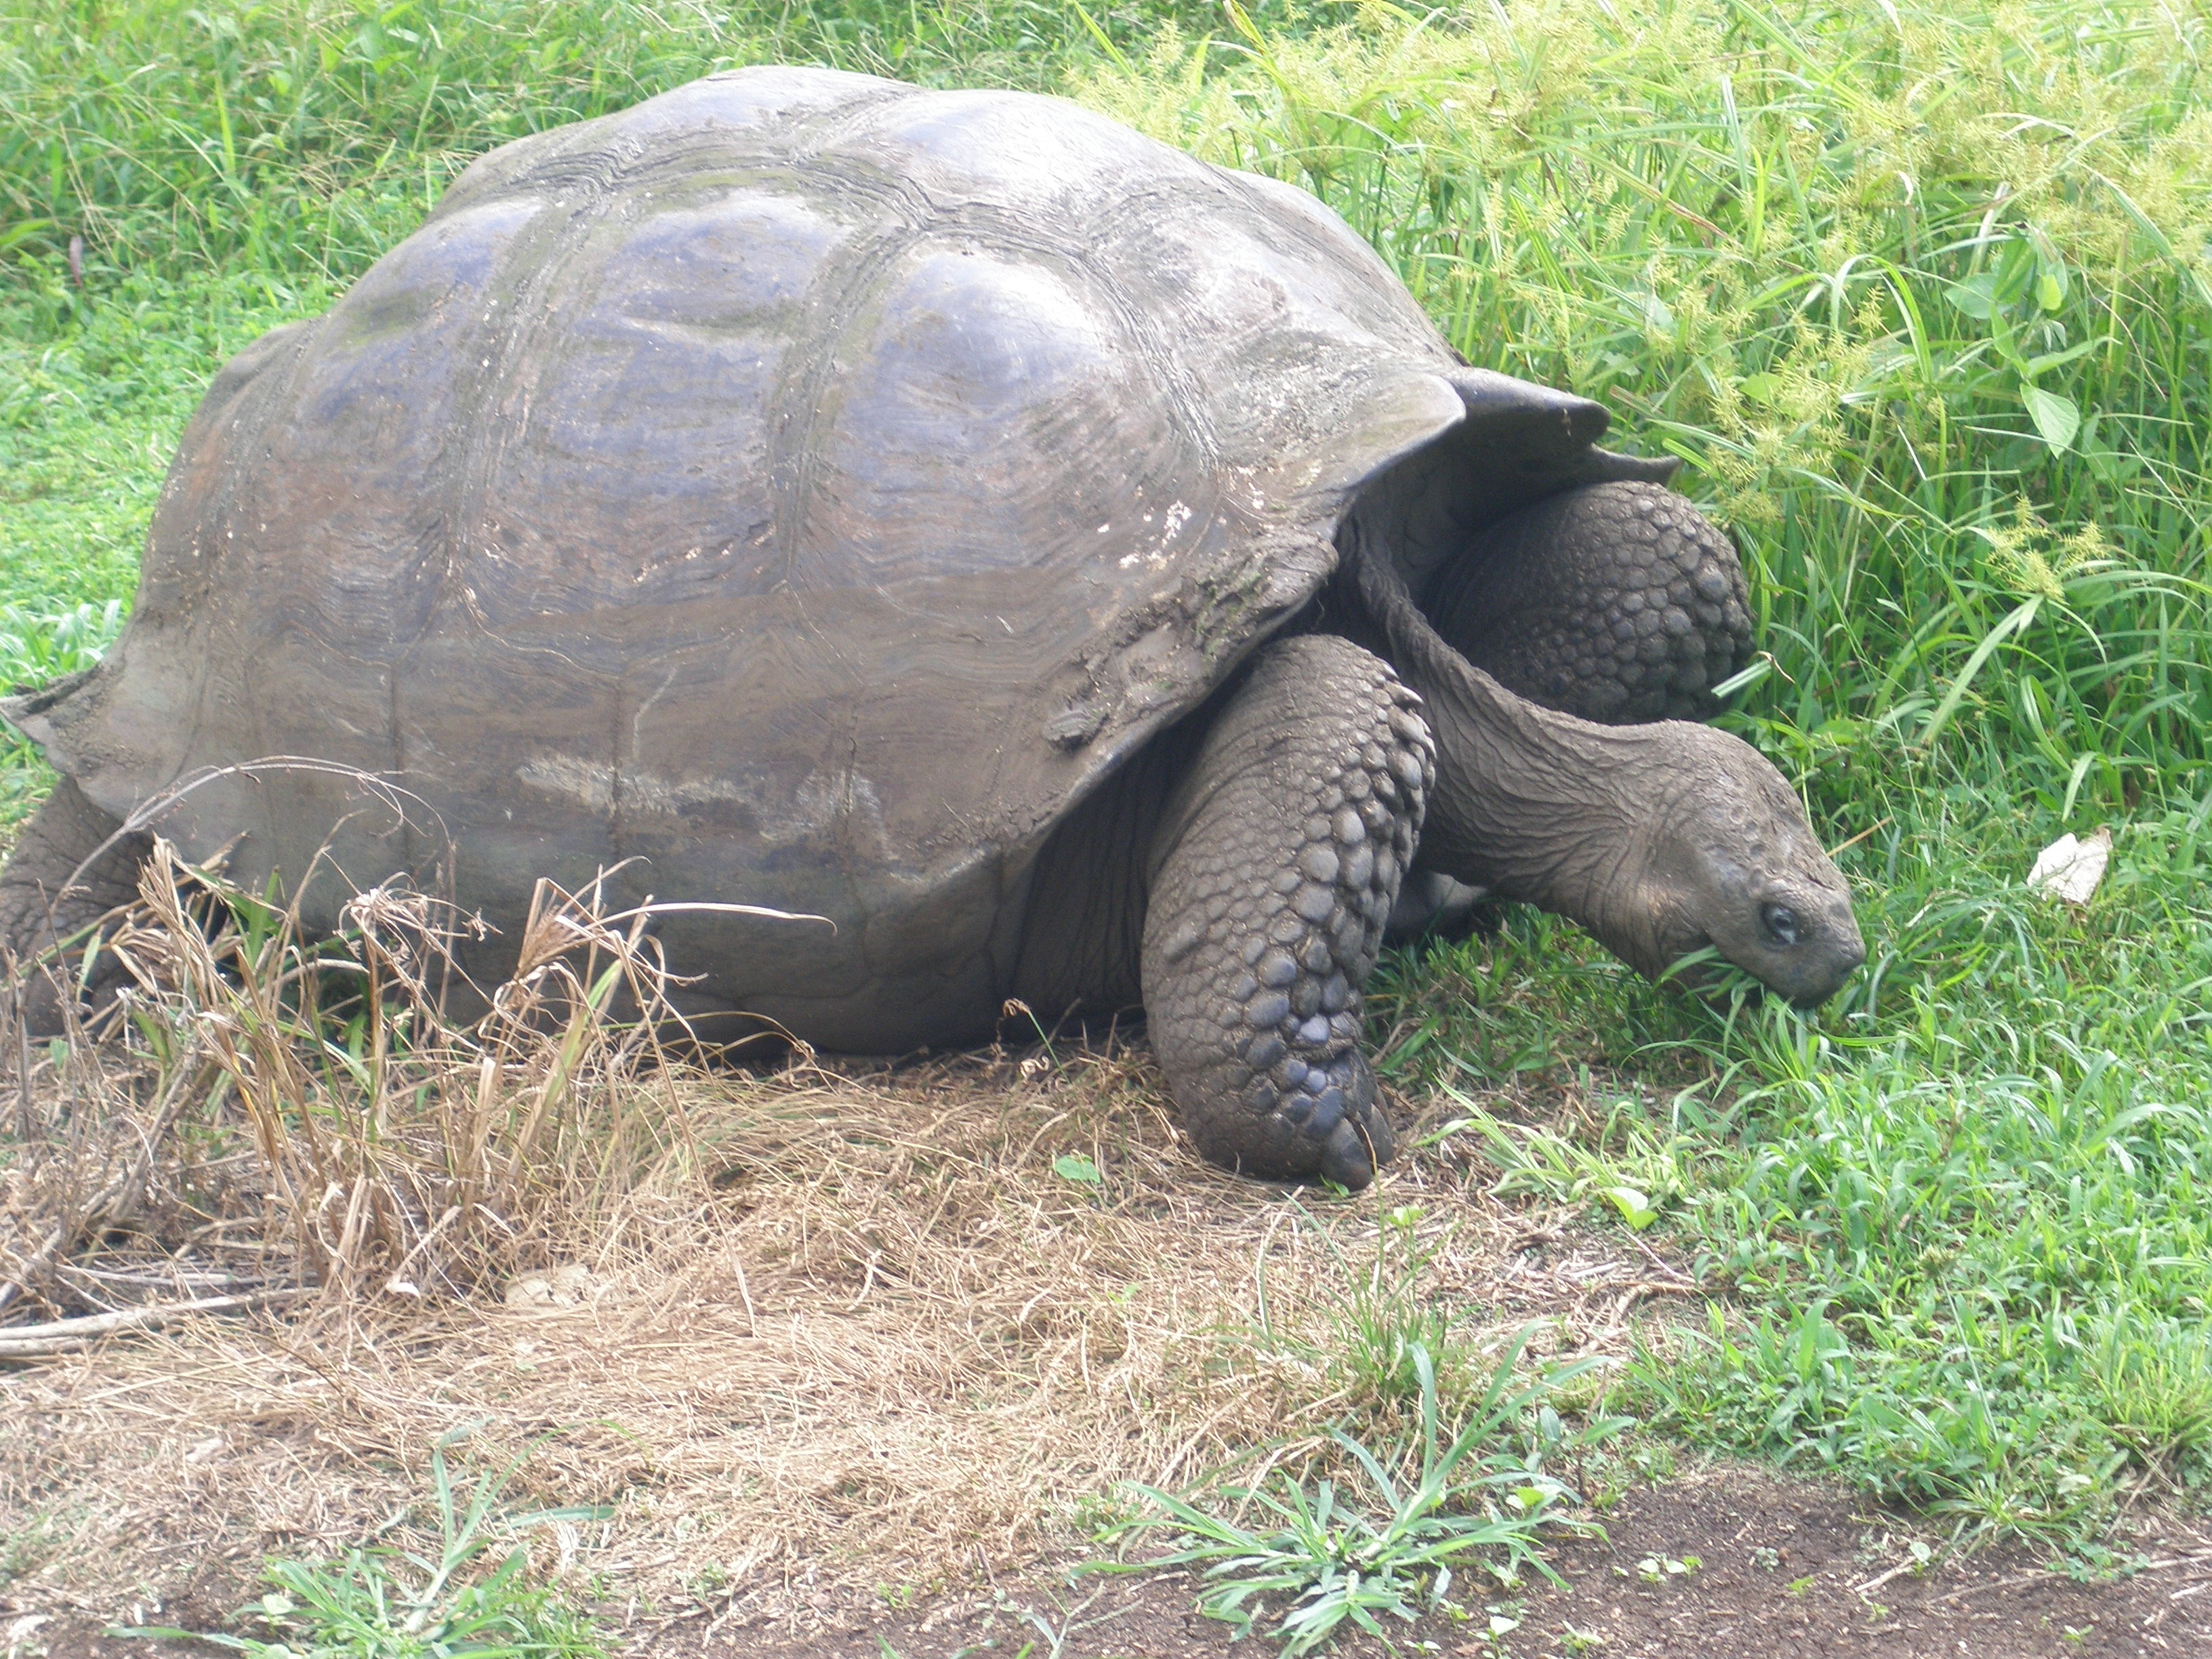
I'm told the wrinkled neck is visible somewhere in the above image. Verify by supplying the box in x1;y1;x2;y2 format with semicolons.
1339;534;1660;962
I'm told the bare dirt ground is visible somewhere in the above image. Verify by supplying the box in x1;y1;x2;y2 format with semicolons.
5;1048;2207;1659
11;1467;2205;1659
628;1467;2209;1659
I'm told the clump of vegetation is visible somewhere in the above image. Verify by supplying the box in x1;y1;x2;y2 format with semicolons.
119;1427;608;1659
3;834;720;1317
1096;1333;1621;1655
1076;0;2212;813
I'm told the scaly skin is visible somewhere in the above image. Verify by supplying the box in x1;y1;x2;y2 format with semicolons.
0;777;150;1033
1346;529;1865;1010
1141;635;1433;1189
1385;480;1755;948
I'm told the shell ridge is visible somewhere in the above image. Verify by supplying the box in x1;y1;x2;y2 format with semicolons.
424;188;611;647
760;211;935;590
1072;178;1232;476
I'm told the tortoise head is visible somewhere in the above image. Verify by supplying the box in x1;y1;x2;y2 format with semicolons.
1591;720;1864;1006
1341;516;1864;1007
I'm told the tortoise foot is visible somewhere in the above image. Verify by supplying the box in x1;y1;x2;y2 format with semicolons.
1271;1045;1397;1188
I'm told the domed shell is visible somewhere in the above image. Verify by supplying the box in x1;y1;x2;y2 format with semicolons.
20;68;1496;1036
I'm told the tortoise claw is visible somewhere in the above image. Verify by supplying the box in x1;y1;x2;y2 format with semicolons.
1321;1120;1373;1189
1319;1107;1395;1191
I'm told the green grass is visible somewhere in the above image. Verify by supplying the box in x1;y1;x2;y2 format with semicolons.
4;0;2210;1561
117;1428;610;1659
1;272;283;825
1375;774;2212;1539
1092;1332;1619;1654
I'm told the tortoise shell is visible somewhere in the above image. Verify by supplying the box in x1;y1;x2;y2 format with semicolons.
19;68;1639;1043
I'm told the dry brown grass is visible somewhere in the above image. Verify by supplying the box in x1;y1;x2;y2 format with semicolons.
1;851;1676;1629
2;832;760;1324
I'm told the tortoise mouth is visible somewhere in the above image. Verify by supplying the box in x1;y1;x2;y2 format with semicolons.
1649;930;1720;993
1705;918;1867;1008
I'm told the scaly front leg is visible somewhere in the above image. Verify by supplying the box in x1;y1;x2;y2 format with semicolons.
1141;635;1432;1188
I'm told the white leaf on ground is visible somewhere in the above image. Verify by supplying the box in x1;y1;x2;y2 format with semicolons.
2027;826;2111;905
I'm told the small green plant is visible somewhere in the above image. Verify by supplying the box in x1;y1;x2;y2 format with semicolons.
1088;1332;1622;1655
114;1426;609;1659
1634;1553;1699;1584
1250;1202;1473;1416
1475;1607;1520;1652
1332;1204;1465;1410
0;1514;59;1589
988;1586;1124;1659
1052;1153;1103;1187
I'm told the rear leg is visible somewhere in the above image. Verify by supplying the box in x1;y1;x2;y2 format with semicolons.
1427;479;1751;726
1141;635;1431;1189
1383;869;1493;948
1;779;152;1036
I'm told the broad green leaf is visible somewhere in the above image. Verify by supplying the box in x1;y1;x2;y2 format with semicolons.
1603;1186;1658;1230
2021;384;2081;451
1993;235;2040;307
2023;336;2103;375
1944;275;1996;319
2028;224;2070;309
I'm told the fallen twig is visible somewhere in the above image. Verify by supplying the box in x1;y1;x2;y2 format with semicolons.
1626;1230;1698;1286
1855;1557;1933;1599
0;1288;303;1359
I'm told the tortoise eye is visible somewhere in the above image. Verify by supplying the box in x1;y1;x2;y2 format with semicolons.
1761;902;1802;947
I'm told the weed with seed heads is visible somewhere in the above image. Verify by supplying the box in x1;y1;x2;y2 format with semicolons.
1;831;753;1320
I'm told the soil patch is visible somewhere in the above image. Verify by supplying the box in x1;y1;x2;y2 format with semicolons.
638;1466;2207;1658
10;1465;2204;1659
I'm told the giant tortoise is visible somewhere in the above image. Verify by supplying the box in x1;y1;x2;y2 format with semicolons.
1;68;1863;1188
